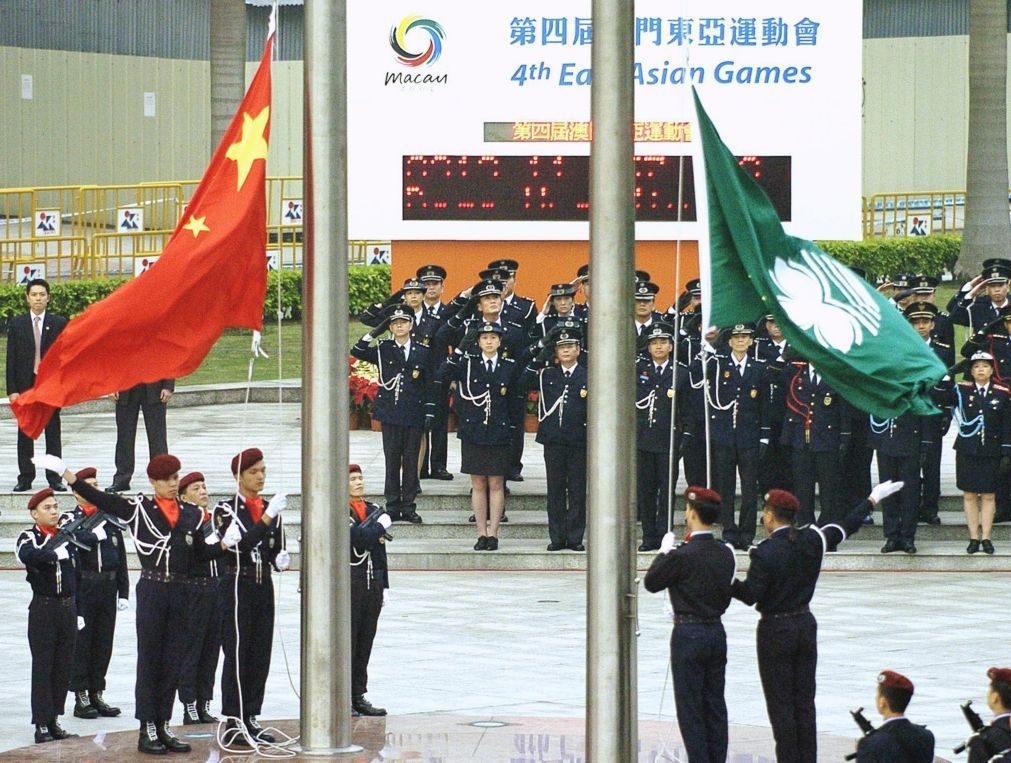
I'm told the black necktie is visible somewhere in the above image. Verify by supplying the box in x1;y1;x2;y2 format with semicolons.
564;369;571;379
655;365;663;375
398;345;406;363
428;306;436;318
486;360;493;374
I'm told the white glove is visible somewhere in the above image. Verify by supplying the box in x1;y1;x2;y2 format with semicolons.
92;522;108;542
383;588;391;608
659;531;677;554
869;480;904;504
662;595;674;621
275;549;291;571
251;330;269;358
377;513;392;530
53;543;69;560
32;454;67;474
77;616;85;631
265;493;287;519
117;598;129;612
204;531;220;545
222;521;243;548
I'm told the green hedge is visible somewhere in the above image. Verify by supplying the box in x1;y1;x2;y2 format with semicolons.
816;235;961;280
0;277;129;330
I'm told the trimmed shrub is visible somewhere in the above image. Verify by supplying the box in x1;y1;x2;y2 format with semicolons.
816;235;961;280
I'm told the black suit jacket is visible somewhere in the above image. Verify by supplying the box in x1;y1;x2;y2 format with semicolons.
117;380;175;406
856;717;934;762
6;311;68;394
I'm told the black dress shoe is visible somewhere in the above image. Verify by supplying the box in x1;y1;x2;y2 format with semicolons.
474;536;489;551
569;543;586;552
34;724;55;743
734;541;753;551
351;706;361;717
401;511;423;524
903;542;917;554
156;721;191;753
90;691;121;717
468;513;476;523
74;690;99;719
547;542;565;551
432;470;454;480
106;482;131;493
198;700;218;723
921;514;942;525
507;472;524;482
139;722;168;755
967;539;981;554
881;539;900;553
48;481;67;492
982;539;996;555
49;719;76;740
246;716;276;744
486;536;499;550
416;484;423;494
352;695;387;716
637;542;651;552
500;513;509;523
13;481;32;492
222;719;252;748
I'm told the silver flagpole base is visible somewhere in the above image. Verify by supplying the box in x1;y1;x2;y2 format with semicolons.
294;743;364;756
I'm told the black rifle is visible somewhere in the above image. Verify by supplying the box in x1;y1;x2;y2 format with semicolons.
358;507;393;542
844;707;876;760
954;699;985;754
52;508;129;551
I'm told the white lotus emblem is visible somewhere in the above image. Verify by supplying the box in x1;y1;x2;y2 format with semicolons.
768;248;881;353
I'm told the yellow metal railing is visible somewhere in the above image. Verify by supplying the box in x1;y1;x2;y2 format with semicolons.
859;190;1009;239
0;235;90;283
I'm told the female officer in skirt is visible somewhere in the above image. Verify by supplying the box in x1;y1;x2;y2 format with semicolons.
933;351;1011;554
438;322;524;550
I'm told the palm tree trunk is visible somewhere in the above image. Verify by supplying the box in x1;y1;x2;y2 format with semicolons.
957;0;1011;277
210;0;247;151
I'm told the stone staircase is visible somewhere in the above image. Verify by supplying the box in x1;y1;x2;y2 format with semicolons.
0;491;1008;573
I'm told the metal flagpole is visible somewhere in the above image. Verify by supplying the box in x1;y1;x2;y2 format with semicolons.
300;0;359;753
666;157;686;531
586;0;637;760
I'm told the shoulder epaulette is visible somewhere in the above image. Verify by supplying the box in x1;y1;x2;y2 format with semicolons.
994;384;1009;393
501;356;516;365
933;340;952;348
957;381;973;387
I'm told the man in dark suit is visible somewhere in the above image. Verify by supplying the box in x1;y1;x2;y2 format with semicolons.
6;278;68;491
855;670;934;762
107;380;174;492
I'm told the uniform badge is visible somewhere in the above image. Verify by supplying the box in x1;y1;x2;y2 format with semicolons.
379;536;386;544
666;389;674;399
724;371;731;378
412;369;420;379
112;535;119;546
581;388;588;398
500;386;507;395
750;389;758;398
969;396;975;403
824;395;833;406
268;537;275;548
185;534;193;546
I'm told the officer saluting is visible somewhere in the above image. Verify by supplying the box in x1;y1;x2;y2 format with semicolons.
416;264;454;481
489;259;537;333
644;487;736;763
731;481;903;762
949;258;1011;333
854;670;934;762
17;488;81;744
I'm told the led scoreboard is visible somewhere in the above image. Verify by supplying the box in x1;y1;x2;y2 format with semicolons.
402;155;791;223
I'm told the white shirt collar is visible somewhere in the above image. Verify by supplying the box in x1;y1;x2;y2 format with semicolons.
880;716;906;726
394;338;411;355
31;310;46;324
561;361;579;374
482;352;499;367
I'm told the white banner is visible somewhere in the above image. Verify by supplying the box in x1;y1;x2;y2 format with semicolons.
348;1;862;241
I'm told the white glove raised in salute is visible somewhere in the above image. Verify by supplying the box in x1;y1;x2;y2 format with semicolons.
265;493;287;519
869;480;904;504
32;454;67;476
659;531;677;554
275;549;291;571
377;513;392;530
117;598;129;612
222;521;243;549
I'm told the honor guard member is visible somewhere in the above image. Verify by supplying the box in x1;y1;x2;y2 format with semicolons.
573;264;591;320
910;274;955;347
417;264;454;481
488;258;537;332
635;322;686;551
521;324;589;551
348;464;392;717
437;279;528;363
213;448;290;748
854;671;934;763
176;472;222;725
633;281;664;345
949;258;1011;333
17;488;80;744
644;487;736;763
903;302;954;525
66;467;128;721
694;323;772;550
932;352;1011;554
530;282;587;345
44;452;209;755
437;322;525;549
107;380;175;492
780;358;856;525
351;305;434;523
754;315;793;493
732;482;903;763
965;667;1011;763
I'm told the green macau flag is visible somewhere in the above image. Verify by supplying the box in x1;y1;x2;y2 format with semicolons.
692;88;945;417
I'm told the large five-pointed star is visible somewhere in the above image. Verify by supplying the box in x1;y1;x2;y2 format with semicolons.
182;214;210;238
225;106;270;191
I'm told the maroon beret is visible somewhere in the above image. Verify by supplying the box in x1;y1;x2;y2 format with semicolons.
179;472;205;493
684;486;722;508
75;467;97;481
230;448;264;476
28;488;55;511
147;454;182;480
988;667;1011;685
877;670;914;693
349;463;362;474
764;489;800;513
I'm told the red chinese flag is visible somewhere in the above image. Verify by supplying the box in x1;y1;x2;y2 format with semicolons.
13;28;275;438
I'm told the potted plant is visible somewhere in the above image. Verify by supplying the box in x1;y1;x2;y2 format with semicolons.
524;390;539;433
348;357;379;429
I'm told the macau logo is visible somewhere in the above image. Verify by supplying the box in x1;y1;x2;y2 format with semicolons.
389;16;446;68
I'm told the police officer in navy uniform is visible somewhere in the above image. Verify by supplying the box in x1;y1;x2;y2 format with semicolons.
949;258;1011;333
17;488;80;744
522;324;588;551
855;670;935;762
780;358;856;525
530;282;587;346
633;281;665;345
732;482;903;763
635;322;686;551
417;264;454;480
352;305;434;524
66;467;128;721
694;323;772;549
644;487;736;763
489;259;538;333
754;315;793;493
348;464;392;717
909;274;955;345
966;667;1011;763
573;264;591;320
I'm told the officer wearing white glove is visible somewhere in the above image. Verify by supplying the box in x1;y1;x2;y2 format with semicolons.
117;599;130;612
222;521;243;549
659;531;677;554
275;549;291;571
77;617;85;631
869;480;904;505
265;493;287;519
32;454;68;481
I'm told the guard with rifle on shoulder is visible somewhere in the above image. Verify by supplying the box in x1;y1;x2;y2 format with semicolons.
956;666;1011;763
847;670;933;762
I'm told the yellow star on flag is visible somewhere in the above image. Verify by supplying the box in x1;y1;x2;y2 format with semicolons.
182;214;210;238
225;106;270;191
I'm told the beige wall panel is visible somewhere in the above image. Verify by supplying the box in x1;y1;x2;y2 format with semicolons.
246;60;303;178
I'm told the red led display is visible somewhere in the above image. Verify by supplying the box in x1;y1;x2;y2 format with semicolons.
402;155;791;222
